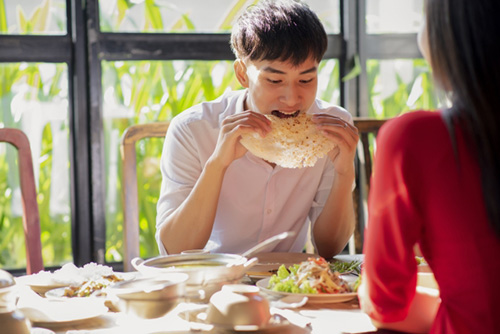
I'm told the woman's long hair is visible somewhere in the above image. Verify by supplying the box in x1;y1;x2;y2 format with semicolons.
426;0;500;235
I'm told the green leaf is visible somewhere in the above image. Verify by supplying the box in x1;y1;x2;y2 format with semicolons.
218;0;259;31
342;54;361;82
0;0;7;33
30;0;51;33
145;0;163;31
16;5;28;33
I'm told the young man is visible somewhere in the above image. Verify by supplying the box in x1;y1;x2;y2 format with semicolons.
156;0;358;258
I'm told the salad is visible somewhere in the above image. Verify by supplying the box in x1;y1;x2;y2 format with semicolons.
267;257;352;294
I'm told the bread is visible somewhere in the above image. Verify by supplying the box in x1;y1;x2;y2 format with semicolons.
240;113;334;168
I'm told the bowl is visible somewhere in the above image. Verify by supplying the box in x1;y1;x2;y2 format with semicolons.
109;273;188;319
206;284;271;327
131;253;257;302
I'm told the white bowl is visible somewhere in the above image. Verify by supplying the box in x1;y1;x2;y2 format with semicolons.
109;273;188;319
206;284;271;327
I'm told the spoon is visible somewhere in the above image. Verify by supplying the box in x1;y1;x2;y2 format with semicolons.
241;231;296;259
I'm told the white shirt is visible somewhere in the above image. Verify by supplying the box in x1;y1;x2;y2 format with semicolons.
155;89;352;255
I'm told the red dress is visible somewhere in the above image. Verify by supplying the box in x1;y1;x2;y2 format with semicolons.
362;111;500;333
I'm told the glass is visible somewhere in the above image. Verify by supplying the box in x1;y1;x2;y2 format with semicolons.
101;58;340;262
0;62;72;270
367;59;444;119
366;0;424;34
99;0;340;34
0;0;67;35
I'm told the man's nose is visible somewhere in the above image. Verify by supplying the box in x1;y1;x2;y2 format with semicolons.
280;84;300;106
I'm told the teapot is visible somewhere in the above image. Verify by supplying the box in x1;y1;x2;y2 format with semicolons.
0;269;31;334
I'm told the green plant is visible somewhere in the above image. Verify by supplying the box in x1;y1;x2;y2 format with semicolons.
0;0;71;270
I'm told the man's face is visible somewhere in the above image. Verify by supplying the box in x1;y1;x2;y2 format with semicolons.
236;56;319;117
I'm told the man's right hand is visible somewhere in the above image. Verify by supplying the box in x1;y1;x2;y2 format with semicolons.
211;111;272;169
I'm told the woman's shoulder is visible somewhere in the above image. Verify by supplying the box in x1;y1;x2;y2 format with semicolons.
382;110;442;132
379;110;445;143
376;110;450;164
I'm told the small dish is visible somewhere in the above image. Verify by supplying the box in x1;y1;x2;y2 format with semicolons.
179;305;309;333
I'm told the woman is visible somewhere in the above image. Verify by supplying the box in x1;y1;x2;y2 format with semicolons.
359;0;500;333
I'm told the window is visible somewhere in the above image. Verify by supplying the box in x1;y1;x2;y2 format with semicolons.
0;0;439;272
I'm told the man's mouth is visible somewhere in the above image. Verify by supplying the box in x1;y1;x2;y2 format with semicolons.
271;110;300;119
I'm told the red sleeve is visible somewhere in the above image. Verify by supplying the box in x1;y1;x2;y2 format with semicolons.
362;112;431;322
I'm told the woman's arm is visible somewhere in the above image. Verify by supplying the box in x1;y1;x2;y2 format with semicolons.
359;276;440;334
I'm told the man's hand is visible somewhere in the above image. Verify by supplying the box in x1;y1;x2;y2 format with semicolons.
212;111;271;169
312;114;359;176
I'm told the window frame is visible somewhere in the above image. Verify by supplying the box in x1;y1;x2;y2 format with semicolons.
0;0;425;271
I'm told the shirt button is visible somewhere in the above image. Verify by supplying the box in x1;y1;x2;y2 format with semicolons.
266;209;272;214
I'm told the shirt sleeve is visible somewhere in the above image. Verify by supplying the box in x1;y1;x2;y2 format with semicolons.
155;115;203;255
361;114;423;322
308;105;355;248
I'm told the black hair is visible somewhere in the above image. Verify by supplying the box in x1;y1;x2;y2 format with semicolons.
230;0;327;65
427;0;500;235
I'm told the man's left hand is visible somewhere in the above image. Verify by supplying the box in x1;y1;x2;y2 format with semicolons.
312;114;359;176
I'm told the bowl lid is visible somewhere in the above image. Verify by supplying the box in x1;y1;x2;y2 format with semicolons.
0;269;15;289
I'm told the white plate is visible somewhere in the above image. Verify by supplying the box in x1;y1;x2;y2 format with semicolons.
44;287;108;300
18;296;108;323
178;305;309;333
245;252;315;281
15;276;68;296
17;271;135;296
256;278;357;304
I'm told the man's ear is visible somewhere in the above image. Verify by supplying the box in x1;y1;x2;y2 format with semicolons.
234;59;249;88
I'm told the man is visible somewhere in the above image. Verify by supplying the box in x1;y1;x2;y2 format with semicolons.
156;0;358;258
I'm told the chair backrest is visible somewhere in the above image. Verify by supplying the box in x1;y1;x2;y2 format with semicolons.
120;122;169;271
0;128;43;274
351;117;389;254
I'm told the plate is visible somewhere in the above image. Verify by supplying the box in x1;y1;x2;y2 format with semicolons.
256;278;357;304
16;271;135;296
44;287;108;300
246;252;315;281
15;275;68;296
17;295;108;323
178;305;310;333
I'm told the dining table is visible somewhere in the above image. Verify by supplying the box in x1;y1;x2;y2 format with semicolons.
9;253;412;334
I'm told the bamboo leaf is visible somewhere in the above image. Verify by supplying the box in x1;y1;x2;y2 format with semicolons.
342;54;361;82
0;0;7;33
17;5;28;33
145;0;163;31
31;0;51;33
116;0;131;29
218;0;258;31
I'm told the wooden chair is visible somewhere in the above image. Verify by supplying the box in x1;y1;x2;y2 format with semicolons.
0;128;43;274
351;117;389;254
120;122;169;271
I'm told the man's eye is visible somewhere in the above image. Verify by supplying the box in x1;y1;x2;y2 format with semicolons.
300;78;314;84
267;79;281;84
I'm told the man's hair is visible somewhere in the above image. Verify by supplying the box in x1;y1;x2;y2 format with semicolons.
230;0;327;65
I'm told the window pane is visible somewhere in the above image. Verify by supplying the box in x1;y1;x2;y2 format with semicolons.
0;62;72;270
100;0;339;34
366;0;424;34
0;0;67;35
101;58;340;262
367;59;444;119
